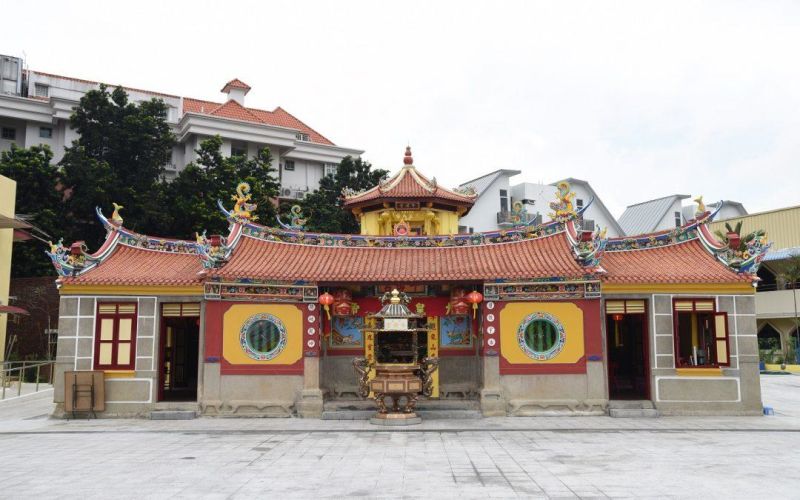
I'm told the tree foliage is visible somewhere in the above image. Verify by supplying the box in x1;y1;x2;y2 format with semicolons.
300;156;388;233
163;136;281;238
60;84;175;247
0;145;63;277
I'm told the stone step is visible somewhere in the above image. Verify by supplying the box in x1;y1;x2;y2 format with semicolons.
322;408;483;420
323;398;479;412
608;400;655;410
153;402;200;411
149;410;197;420
608;408;660;418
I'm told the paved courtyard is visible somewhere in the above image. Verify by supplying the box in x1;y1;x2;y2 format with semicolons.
0;375;798;499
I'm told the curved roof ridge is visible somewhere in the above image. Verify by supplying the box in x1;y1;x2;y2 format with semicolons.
237;222;566;250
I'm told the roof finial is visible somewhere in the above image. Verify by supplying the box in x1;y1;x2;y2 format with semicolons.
403;145;413;166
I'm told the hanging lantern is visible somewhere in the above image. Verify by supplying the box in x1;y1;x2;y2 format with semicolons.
319;292;334;319
612;313;624;322
465;290;484;319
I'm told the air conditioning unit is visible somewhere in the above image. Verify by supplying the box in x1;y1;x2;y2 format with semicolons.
281;188;293;198
292;190;307;200
581;219;596;232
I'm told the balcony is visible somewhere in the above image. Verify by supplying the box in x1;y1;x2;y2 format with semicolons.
497;211;540;226
755;288;800;319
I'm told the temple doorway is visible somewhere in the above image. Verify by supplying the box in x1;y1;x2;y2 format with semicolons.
158;316;199;402
606;302;649;400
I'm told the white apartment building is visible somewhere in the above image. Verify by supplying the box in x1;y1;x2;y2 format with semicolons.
457;170;624;237
0;54;363;199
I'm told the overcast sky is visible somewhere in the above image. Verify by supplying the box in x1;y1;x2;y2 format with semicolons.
5;0;799;216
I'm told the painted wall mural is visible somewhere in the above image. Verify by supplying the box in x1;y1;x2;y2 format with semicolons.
440;315;472;348
330;316;364;348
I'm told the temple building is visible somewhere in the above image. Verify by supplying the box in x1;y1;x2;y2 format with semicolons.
48;147;770;418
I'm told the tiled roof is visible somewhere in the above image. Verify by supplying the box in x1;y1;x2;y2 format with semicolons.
213;233;586;283
208;100;263;122
344;155;477;209
221;78;251;92
601;239;749;284
182;99;334;146
62;245;203;286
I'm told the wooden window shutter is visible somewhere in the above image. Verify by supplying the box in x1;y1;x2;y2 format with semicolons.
162;303;201;318
605;300;645;314
605;301;625;314
713;312;730;366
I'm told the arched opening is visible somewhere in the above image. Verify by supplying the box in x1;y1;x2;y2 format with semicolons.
758;323;783;364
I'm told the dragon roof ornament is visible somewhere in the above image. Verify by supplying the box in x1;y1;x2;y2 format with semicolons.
218;182;258;224
276;205;308;231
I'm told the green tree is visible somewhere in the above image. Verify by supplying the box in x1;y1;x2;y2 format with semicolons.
164;136;281;238
300;156;388;233
0;144;62;277
60;84;175;247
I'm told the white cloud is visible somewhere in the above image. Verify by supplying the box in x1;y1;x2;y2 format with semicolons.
5;0;799;215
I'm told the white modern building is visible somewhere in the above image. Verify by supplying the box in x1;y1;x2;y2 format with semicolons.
457;170;624;237
619;195;748;236
0;54;363;198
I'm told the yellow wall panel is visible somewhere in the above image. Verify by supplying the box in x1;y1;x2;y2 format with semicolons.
500;302;584;365
222;304;303;366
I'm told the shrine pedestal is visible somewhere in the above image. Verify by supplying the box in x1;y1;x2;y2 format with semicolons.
369;365;423;426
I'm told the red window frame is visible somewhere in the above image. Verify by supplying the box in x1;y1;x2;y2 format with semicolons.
672;298;730;368
94;302;138;370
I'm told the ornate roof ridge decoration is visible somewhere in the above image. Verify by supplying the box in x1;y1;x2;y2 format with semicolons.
46;237;112;277
96;206;203;255
565;219;607;273
48;203;221;278
237;217;565;248
195;226;243;270
604;203;722;253
695;205;772;280
341;147;478;206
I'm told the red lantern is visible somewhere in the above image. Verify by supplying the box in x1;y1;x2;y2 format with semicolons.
465;290;483;318
319;292;334;319
612;313;624;322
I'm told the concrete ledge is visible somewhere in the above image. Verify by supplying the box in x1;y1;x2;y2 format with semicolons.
508;398;607;416
609;408;660;418
150;410;197;420
370;416;422;426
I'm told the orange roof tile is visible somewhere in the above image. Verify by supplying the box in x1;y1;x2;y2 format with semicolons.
212;233;585;283
221;78;251;93
208;100;263;122
62;245;203;286
182;98;335;146
344;148;477;209
601;240;748;284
